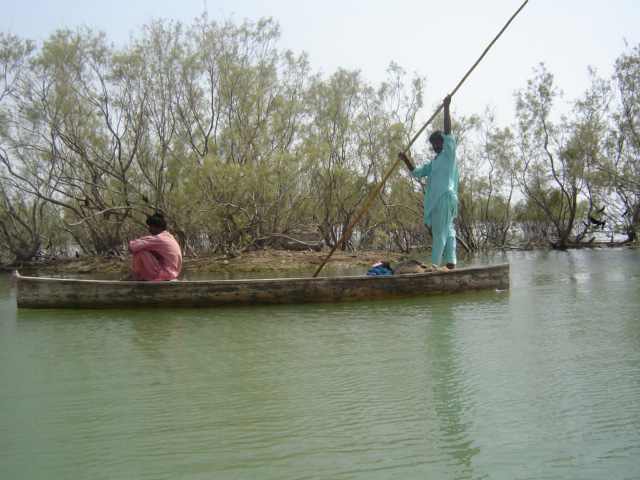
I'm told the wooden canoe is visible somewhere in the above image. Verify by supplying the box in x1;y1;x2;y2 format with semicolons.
12;264;509;309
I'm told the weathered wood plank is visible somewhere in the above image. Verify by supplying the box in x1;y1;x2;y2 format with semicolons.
14;264;509;309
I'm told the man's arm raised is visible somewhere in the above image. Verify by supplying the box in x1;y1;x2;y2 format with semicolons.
443;94;451;135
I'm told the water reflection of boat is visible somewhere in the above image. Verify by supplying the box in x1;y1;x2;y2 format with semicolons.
12;264;509;309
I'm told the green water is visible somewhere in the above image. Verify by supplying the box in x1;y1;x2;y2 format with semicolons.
1;249;639;480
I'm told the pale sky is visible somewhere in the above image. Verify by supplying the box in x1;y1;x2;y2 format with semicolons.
2;0;639;126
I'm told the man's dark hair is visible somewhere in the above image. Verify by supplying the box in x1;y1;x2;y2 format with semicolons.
429;130;444;145
146;213;167;230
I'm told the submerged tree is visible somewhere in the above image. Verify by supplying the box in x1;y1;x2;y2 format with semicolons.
455;109;519;251
569;67;615;243
0;33;45;262
175;17;313;252
0;27;147;255
606;42;640;242
514;64;588;248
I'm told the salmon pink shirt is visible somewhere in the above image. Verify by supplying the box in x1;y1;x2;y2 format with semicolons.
129;231;182;281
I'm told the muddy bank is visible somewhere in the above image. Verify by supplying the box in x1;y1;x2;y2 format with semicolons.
4;250;410;276
5;242;636;276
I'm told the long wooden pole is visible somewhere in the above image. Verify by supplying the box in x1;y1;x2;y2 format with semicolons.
313;0;528;277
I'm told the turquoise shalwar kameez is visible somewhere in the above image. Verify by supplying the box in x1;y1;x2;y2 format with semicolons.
410;132;458;266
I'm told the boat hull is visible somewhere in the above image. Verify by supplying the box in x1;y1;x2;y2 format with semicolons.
14;264;509;309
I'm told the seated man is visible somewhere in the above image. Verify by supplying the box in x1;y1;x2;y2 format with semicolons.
122;213;182;281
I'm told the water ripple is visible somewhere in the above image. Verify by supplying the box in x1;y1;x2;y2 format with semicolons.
2;249;640;479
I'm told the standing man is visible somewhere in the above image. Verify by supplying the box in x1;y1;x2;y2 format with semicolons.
122;213;183;281
399;94;458;270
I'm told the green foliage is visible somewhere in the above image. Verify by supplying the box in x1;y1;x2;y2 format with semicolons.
608;42;640;241
0;17;638;262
